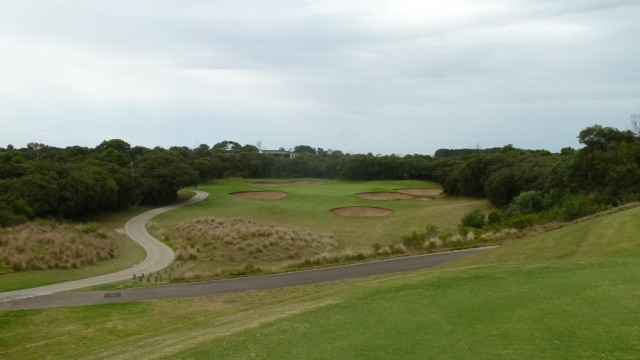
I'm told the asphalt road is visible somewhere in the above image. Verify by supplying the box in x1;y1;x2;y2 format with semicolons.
0;247;491;310
0;190;209;304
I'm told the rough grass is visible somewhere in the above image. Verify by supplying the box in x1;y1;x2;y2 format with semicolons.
0;206;150;292
148;217;336;280
0;221;116;271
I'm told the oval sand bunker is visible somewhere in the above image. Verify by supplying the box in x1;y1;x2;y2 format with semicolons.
396;188;443;196
331;206;391;217
356;192;416;200
231;191;288;200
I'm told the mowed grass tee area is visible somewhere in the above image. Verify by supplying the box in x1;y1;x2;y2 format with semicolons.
2;206;639;359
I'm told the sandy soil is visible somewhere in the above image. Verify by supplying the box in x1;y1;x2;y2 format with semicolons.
230;191;288;200
396;188;443;196
330;206;392;217
356;192;416;200
251;179;329;186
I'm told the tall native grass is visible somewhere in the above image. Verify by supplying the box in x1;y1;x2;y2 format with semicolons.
152;218;336;262
147;218;337;280
0;220;116;271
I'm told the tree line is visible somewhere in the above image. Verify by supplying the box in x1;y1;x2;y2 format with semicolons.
1;124;639;226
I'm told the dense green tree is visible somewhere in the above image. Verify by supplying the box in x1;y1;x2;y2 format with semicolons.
134;150;199;204
213;140;242;152
294;145;317;155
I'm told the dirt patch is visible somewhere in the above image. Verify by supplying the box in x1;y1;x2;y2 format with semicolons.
251;179;328;186
330;206;392;217
396;188;443;196
231;191;288;200
356;192;416;200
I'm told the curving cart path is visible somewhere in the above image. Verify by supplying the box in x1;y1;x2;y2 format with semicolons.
0;190;209;304
0;189;494;310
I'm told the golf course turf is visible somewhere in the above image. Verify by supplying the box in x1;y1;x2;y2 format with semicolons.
1;205;639;359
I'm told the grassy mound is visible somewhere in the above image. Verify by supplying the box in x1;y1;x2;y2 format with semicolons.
0;221;116;271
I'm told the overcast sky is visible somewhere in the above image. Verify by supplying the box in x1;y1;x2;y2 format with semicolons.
1;1;639;155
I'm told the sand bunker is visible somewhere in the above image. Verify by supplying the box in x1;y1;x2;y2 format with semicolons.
330;206;391;217
251;179;328;186
396;188;443;196
231;191;288;200
356;192;417;200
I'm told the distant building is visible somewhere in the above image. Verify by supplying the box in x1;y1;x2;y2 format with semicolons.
262;150;298;160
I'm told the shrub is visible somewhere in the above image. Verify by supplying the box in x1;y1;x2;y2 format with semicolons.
376;245;392;255
392;243;407;254
461;208;486;229
558;194;600;221
487;210;502;225
423;237;442;251
425;224;439;239
401;231;426;250
502;214;535;229
506;190;545;217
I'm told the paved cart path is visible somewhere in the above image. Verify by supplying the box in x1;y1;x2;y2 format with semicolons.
0;247;492;310
0;190;209;304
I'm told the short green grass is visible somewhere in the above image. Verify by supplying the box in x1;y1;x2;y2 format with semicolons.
2;206;639;359
157;179;490;251
136;179;491;281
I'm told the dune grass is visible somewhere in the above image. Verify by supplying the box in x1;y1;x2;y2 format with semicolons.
0;190;196;293
0;207;149;293
1;206;639;359
0;221;117;272
150;217;336;281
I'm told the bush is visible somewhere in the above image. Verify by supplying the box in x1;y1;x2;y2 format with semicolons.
487;210;502;225
461;209;486;229
502;214;535;229
401;231;426;250
506;190;545;217
558;194;600;221
425;224;439;239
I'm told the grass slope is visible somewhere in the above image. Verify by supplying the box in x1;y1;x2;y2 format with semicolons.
1;207;639;359
176;207;640;359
